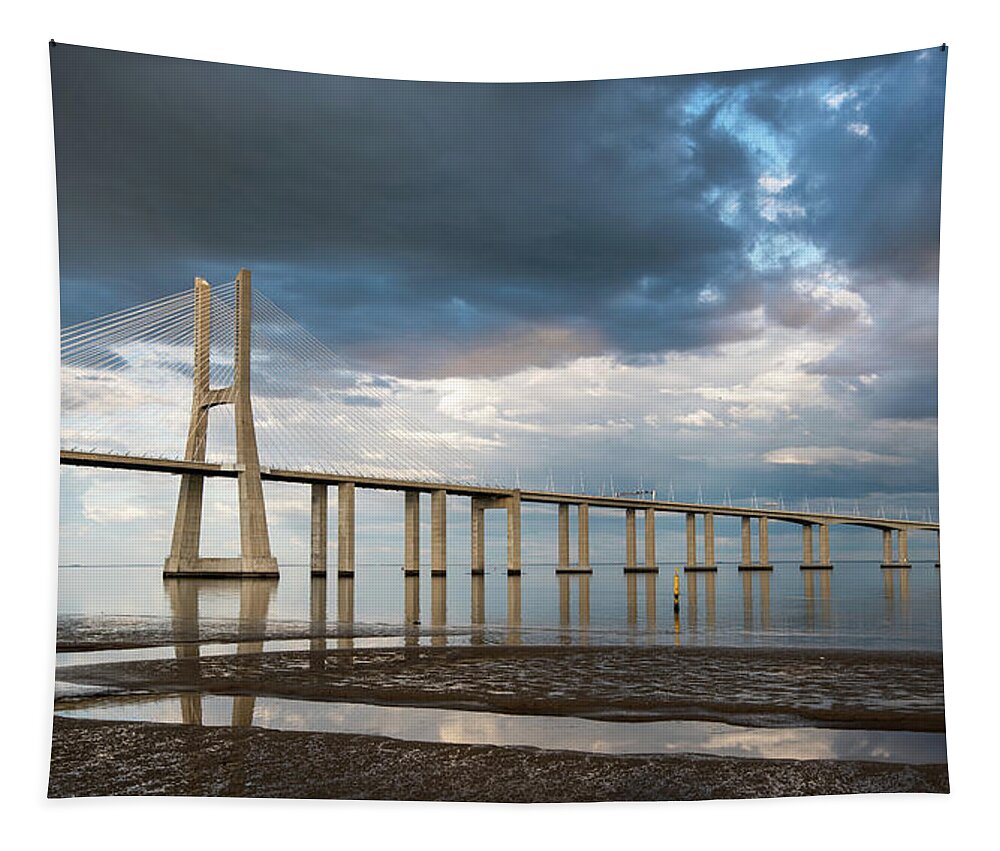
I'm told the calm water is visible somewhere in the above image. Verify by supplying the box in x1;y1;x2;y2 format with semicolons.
56;694;946;764
57;559;943;651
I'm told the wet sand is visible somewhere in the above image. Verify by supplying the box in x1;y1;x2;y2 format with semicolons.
49;717;948;800
56;644;946;731
51;642;947;800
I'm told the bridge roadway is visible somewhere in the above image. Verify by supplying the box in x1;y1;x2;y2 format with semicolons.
60;450;939;576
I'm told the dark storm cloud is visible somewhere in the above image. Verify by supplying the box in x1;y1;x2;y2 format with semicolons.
52;43;946;384
741;49;947;284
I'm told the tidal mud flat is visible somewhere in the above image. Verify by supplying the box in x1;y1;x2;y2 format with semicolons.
50;641;948;800
49;716;948;800
55;643;947;731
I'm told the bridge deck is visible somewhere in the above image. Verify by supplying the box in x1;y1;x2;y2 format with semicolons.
59;450;938;531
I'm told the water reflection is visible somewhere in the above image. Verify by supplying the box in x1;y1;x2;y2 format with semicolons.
802;570;833;632
684;572;717;640
58;694;948;765
165;580;202;725
164;577;276;728
431;576;447;647
882;568;911;626
624;572;657;642
471;574;485;645
645;574;657;637
705;572;716;638
309;577;326;671
557;574;592;644
506;575;521;646
559;574;571;644
740;572;771;635
337;575;354;651
60;559;944;653
626;573;638;633
404;574;420;653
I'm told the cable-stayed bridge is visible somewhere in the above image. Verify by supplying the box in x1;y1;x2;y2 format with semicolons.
60;269;939;579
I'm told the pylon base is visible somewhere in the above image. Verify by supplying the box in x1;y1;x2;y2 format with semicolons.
163;556;279;578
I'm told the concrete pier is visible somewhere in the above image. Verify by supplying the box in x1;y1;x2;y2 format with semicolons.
471;498;485;575
558;504;570;569
507;491;521;574
404;574;419;626
740;515;773;570
556;502;591;574
624;508;638;571
686;512;697;568
704;512;716;569
404;491;420;576
337;482;355;577
803;523;832;569
685;511;718;571
818;524;832;568
310;483;327;576
578;504;591;571
881;528;912;568
800;524;814;569
431;489;446;576
645;507;657;571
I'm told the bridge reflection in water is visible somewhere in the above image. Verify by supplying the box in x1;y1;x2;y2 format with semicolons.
141;557;942;751
165;577;277;727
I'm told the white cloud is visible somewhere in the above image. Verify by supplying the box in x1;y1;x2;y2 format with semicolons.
764;447;906;466
824;89;857;109
673;409;724;428
758;173;795;194
759;196;806;223
791;276;873;327
847;122;871;138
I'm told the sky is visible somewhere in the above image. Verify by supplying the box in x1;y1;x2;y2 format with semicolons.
52;43;946;564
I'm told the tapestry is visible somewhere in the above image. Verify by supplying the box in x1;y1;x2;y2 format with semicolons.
49;42;948;801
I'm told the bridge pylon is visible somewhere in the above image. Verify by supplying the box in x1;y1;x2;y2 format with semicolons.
163;269;279;577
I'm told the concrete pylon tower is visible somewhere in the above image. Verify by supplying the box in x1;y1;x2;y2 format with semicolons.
163;269;279;577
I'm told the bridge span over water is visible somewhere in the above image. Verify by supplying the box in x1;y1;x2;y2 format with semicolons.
60;269;939;579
